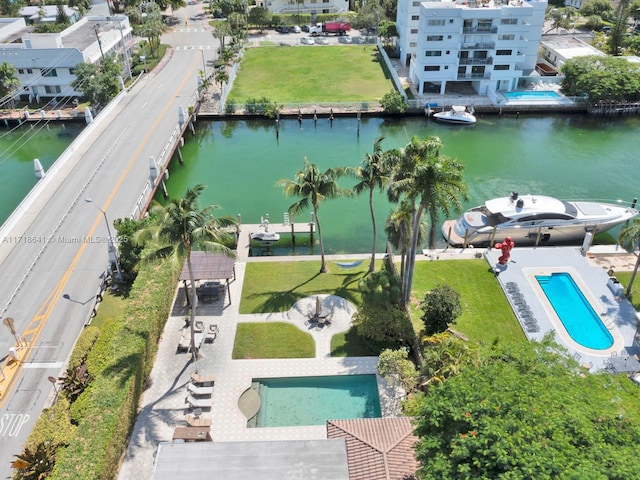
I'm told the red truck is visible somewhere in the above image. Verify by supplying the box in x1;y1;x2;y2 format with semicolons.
308;21;351;36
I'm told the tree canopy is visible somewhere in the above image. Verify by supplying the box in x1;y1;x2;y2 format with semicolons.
413;336;640;479
71;56;122;109
560;55;640;102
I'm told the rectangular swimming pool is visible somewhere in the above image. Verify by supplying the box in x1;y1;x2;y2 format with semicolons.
536;272;613;350
504;90;561;100
251;375;381;428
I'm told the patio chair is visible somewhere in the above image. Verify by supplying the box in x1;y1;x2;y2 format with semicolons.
186;394;213;410
194;320;205;333
191;372;216;386
188;382;214;396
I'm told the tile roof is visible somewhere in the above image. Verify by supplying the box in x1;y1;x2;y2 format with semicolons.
326;417;419;480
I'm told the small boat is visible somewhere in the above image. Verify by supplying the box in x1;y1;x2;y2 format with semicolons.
442;191;639;247
432;105;476;125
251;230;280;244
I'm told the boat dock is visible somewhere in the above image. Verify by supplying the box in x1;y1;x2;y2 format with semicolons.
235;221;315;261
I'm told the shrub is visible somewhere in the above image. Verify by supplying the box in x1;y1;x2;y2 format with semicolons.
380;90;407;114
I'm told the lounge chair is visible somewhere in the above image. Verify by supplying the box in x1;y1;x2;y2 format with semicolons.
191;372;216;386
186;394;213;410
194;320;205;333
188;382;214;396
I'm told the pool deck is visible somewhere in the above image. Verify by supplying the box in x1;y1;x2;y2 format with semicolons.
486;246;640;371
117;261;397;480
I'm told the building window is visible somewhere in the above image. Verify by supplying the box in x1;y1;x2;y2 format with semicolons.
449;19;454;23
498;34;515;40
494;65;510;70
426;35;443;41
44;85;62;94
412;1;420;5
425;50;442;56
496;49;512;55
18;69;24;74
27;68;32;74
501;18;518;25
42;68;57;77
409;42;417;47
477;19;492;31
411;15;419;21
69;68;76;75
424;66;440;71
427;19;445;26
410;29;418;34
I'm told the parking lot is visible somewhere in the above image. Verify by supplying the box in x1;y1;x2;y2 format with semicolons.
247;27;377;47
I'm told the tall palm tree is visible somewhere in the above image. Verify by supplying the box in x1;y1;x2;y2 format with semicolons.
277;158;352;273
353;136;391;273
619;218;640;296
135;184;235;367
385;200;426;284
387;136;468;306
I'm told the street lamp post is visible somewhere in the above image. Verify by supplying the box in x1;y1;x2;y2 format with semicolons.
85;198;123;283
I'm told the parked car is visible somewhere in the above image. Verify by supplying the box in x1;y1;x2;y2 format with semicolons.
300;36;315;45
275;25;289;33
315;37;329;45
289;25;301;33
301;24;310;32
424;82;440;93
338;36;352;44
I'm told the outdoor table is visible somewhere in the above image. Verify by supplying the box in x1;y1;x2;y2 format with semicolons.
172;426;211;442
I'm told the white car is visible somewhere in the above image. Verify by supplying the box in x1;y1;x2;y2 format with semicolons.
300;36;315;45
338;36;352;44
315;37;329;45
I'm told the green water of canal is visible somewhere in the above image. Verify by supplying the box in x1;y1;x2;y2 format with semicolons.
0;123;84;226
159;114;638;253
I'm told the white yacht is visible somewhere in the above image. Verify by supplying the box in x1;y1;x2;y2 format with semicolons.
442;192;638;247
431;105;476;125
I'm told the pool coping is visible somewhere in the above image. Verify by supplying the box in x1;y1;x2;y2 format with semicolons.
523;266;625;356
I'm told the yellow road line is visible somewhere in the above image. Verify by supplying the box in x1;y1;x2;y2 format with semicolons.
0;55;200;404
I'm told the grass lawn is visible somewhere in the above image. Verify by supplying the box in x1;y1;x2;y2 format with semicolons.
239;260;368;314
240;258;525;357
614;271;640;310
233;322;315;358
90;290;127;329
409;259;526;345
228;46;392;103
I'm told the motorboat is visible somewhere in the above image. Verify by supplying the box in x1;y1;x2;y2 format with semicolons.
250;216;280;246
442;191;639;247
250;230;280;244
431;105;476;125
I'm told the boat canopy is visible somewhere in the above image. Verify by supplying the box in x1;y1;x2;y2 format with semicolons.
485;195;576;219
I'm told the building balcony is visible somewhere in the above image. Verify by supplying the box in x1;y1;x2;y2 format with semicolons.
459;57;493;65
462;27;498;34
457;72;491;79
461;42;495;49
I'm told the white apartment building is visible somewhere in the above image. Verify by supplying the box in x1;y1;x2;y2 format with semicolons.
0;15;133;104
256;0;349;15
398;0;547;95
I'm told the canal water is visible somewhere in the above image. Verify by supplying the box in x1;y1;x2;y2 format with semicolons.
0;123;84;226
159;114;640;253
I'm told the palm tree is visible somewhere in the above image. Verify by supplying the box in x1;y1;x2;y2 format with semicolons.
277;159;352;273
385;200;426;284
135;184;235;367
619;218;640;296
353;136;391;273
387;136;468;306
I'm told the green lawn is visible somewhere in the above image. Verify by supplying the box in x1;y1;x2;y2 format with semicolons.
90;289;127;329
239;258;525;357
409;259;526;345
228;46;392;103
232;322;315;358
614;271;640;310
239;260;368;314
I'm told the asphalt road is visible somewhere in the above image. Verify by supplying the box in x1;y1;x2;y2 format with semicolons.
0;5;218;477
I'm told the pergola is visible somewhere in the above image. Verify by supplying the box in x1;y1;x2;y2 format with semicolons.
179;252;236;306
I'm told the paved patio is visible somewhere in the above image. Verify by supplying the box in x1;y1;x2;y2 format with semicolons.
485;246;640;371
117;262;396;480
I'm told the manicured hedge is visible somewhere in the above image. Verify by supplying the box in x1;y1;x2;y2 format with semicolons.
46;259;178;480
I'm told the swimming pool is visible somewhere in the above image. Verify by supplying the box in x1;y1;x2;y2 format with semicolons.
536;272;613;350
504;90;561;100
249;375;381;427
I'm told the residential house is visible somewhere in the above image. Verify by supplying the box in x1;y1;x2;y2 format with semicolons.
0;15;133;104
255;0;349;16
